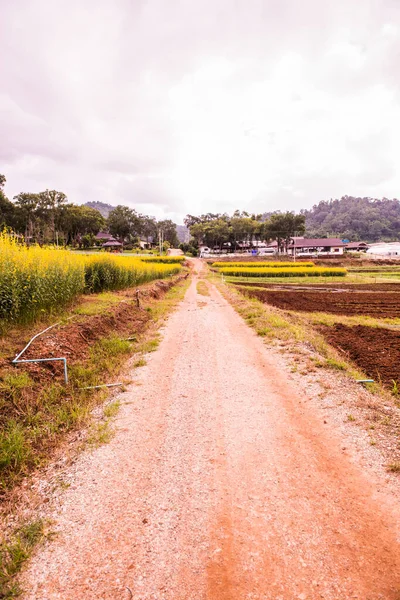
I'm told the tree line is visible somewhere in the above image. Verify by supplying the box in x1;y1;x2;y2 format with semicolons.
185;196;400;250
4;173;396;251
0;175;178;248
184;210;305;252
302;196;400;242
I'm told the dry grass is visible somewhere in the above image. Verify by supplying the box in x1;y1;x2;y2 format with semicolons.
196;281;210;296
387;462;400;473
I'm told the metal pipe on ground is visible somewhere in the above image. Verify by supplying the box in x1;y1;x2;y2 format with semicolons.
12;321;69;384
80;383;124;390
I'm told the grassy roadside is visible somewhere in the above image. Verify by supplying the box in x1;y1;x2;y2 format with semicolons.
0;275;190;496
211;272;391;394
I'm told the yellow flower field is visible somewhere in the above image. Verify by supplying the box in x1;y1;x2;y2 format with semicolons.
218;266;347;278
212;261;315;268
0;235;181;323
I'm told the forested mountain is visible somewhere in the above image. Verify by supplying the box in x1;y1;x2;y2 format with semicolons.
176;224;189;243
84;201;115;218
302;197;400;242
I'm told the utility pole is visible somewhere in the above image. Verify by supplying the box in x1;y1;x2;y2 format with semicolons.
159;228;164;255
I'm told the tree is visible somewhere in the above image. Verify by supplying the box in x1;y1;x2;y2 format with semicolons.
265;212;305;253
37;190;67;244
59;205;105;246
13;192;40;244
230;216;255;251
302;196;400;242
184;214;202;228
107;206;141;242
81;233;96;249
208;219;230;249
186;211;263;251
140;215;158;245
157;219;179;247
191;219;230;249
0;175;16;229
189;222;206;246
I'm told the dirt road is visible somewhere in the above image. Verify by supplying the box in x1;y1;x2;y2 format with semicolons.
22;263;400;599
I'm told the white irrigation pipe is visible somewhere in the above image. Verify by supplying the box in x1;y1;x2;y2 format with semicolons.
12;322;69;384
81;383;124;390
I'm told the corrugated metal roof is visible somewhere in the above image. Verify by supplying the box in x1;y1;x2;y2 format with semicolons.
289;238;345;248
345;242;368;248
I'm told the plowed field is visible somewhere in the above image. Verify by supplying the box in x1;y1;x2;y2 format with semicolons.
240;288;400;318
233;281;400;291
320;324;400;386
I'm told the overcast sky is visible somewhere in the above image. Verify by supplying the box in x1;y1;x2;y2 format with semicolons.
2;0;400;223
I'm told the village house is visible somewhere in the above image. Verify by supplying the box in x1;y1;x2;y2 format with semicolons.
95;231;116;243
287;238;346;256
102;240;123;252
345;242;369;252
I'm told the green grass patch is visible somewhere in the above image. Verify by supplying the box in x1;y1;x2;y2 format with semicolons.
86;420;114;447
196;281;210;296
0;519;47;598
73;292;122;316
134;358;147;368
103;400;120;419
139;338;160;353
0;421;33;477
87;400;121;447
306;311;400;329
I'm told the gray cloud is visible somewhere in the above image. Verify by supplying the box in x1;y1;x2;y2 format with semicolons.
1;0;400;222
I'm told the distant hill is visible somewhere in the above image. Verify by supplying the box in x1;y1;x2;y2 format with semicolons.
176;224;189;243
84;201;115;218
302;196;400;242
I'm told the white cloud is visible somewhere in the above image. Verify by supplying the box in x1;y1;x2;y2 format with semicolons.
1;0;400;222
